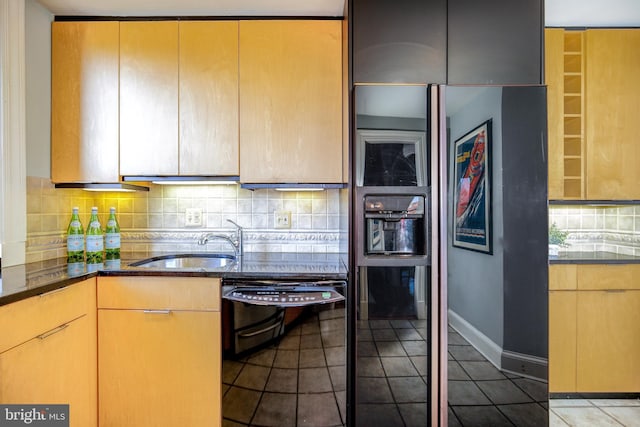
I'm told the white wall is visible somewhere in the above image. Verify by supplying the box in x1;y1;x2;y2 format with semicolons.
26;0;52;178
446;87;504;348
546;0;640;27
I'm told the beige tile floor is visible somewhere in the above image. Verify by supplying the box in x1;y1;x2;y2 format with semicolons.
550;399;640;427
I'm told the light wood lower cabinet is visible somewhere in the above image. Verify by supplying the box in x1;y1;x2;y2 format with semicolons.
576;290;640;392
549;264;640;393
97;277;221;427
549;290;577;393
0;279;97;427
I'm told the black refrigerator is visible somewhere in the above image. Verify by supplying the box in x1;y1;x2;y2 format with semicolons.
350;85;443;426
348;84;549;426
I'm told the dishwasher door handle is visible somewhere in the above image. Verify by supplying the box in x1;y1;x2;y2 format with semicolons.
238;321;282;338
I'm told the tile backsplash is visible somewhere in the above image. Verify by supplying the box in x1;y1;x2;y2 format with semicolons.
26;176;346;263
549;205;640;256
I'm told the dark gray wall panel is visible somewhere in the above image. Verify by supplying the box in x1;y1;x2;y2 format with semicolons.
501;86;548;358
448;0;543;84
353;0;447;84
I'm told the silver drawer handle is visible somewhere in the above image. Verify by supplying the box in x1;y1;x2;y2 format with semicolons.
38;323;69;340
39;286;69;298
238;322;281;338
143;309;172;314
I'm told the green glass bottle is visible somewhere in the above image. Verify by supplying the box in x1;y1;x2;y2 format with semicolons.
86;207;104;265
66;207;84;263
105;207;121;261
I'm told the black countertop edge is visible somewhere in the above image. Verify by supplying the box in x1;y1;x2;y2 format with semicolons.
550;251;640;264
549;199;640;205
98;270;347;281
550;258;640;264
0;252;348;307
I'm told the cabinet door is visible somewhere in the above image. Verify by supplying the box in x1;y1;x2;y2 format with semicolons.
352;0;446;84
51;22;119;183
239;20;343;183
120;21;179;176
577;290;640;392
585;30;640;199
99;310;221;427
179;21;239;176
0;315;97;427
448;0;543;84
548;291;577;392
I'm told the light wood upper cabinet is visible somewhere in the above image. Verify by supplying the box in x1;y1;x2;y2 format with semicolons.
545;29;586;199
179;21;239;176
53;20;342;182
545;28;568;200
119;21;179;176
585;29;640;200
239;20;343;183
546;28;640;200
51;22;119;183
119;21;239;177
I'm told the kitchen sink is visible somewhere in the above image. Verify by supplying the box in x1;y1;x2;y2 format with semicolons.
129;253;236;270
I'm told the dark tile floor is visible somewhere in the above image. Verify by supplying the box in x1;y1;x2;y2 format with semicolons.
356;318;429;427
222;304;346;427
222;308;548;426
448;326;549;427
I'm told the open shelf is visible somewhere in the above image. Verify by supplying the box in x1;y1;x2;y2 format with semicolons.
561;30;585;199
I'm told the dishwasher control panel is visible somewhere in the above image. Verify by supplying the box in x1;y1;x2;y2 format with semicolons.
223;286;344;307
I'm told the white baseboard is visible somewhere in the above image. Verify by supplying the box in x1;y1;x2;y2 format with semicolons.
502;350;548;382
448;309;548;381
448;309;503;370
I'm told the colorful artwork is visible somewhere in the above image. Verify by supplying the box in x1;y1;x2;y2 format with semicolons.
452;120;492;254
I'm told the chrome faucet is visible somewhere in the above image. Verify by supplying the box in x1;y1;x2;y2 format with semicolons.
197;219;243;258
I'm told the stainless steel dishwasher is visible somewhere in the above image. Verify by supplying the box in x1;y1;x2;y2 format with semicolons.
221;278;347;426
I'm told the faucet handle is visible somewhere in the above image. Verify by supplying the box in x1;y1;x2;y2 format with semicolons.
227;219;243;231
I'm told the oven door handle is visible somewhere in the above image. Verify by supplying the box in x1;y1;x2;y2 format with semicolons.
237;322;283;339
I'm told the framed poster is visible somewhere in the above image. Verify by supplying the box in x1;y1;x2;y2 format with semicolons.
452;119;492;254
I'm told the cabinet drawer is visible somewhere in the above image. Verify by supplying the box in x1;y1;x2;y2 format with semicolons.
577;264;640;290
97;276;220;311
549;264;577;290
0;278;94;354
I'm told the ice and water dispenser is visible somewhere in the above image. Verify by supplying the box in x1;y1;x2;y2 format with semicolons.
364;194;426;256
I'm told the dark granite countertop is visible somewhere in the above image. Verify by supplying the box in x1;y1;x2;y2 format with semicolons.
550;251;640;264
0;252;348;307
